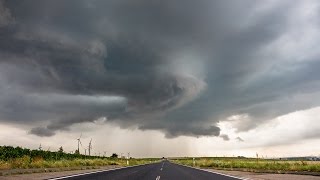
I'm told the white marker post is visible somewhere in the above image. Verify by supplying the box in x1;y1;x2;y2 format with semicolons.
127;152;130;165
193;158;195;167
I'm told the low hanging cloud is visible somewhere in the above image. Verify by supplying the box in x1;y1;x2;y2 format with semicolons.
236;137;244;142
220;134;230;141
0;0;320;138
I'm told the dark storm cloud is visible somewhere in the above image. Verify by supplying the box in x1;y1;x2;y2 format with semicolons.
0;0;13;27
0;0;320;138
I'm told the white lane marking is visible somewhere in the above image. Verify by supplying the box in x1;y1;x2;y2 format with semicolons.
172;162;250;180
160;162;165;171
155;175;161;180
48;163;156;180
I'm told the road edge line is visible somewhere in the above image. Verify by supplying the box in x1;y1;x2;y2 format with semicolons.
47;163;155;180
171;162;250;180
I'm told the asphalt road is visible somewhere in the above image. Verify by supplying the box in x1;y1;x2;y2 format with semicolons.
49;161;242;180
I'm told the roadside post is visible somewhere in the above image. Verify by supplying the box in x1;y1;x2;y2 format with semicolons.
127;152;130;165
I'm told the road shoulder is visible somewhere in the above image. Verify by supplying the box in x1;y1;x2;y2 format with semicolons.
204;169;320;180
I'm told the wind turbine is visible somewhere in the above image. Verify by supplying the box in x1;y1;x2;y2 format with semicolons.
88;138;92;156
77;133;83;154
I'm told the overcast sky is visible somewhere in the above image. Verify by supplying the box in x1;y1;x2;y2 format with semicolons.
0;0;320;157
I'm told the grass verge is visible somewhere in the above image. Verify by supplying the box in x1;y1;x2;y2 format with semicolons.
0;156;158;176
172;157;320;175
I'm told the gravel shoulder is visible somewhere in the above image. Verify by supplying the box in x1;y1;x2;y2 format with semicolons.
205;169;320;180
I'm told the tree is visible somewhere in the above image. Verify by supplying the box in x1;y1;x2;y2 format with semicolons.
58;146;63;153
74;149;80;154
111;153;118;158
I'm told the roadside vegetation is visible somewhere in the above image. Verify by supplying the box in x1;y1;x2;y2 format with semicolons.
172;157;320;173
0;146;157;170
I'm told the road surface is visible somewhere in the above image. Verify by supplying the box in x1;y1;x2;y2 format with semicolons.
49;160;242;180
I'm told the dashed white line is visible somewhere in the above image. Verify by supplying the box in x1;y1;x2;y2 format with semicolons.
160;162;165;171
155;175;161;180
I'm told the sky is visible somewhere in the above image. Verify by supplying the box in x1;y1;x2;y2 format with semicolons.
0;0;320;158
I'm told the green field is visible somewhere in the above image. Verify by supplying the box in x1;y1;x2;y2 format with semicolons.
172;157;320;173
0;156;156;170
0;146;158;170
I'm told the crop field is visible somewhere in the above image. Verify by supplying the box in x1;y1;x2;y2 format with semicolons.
172;157;320;173
0;146;157;170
